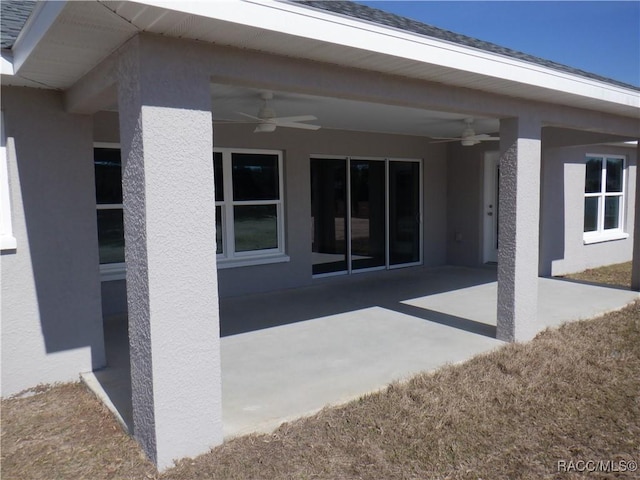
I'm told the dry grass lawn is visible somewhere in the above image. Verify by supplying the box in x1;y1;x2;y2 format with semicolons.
563;261;633;289
2;262;639;479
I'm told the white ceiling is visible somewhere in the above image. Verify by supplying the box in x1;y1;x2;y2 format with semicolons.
210;83;500;139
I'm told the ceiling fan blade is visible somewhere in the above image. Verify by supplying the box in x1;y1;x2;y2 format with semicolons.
213;119;258;124
430;137;461;143
473;134;500;140
236;112;262;121
276;122;321;130
272;115;318;123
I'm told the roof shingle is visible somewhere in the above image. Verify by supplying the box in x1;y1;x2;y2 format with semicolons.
1;0;37;49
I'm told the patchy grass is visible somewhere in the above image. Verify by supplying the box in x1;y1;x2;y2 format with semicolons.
2;263;639;480
564;261;632;289
1;383;157;479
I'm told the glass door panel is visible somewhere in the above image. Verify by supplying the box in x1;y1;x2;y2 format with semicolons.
389;161;420;265
311;159;348;275
350;160;386;270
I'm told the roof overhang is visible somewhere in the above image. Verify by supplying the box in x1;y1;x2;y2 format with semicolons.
3;0;639;119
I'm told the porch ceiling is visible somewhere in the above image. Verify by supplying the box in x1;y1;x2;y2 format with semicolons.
211;83;500;138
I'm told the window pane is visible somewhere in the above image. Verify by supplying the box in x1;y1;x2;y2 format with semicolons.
604;196;620;230
232;153;279;201
234;205;278;252
214;152;224;202
311;158;348;275
389;161;420;265
584;197;599;232
94;148;122;204
585;157;602;193
97;209;125;264
605;158;623;193
215;205;223;254
350;160;386;270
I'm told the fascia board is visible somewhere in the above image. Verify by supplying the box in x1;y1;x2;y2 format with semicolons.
11;0;67;74
129;0;639;112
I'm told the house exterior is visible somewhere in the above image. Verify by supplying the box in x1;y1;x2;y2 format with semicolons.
1;0;639;470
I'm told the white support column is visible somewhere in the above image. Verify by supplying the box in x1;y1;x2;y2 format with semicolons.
497;116;542;342
117;37;222;470
632;141;640;291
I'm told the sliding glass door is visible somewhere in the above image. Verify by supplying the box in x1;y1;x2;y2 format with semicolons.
311;157;421;276
350;160;386;271
389;161;421;266
311;159;348;275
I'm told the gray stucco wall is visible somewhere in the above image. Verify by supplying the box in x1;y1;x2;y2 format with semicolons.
446;142;492;267
93;112;448;303
1;87;105;396
445;136;637;275
540;144;637;276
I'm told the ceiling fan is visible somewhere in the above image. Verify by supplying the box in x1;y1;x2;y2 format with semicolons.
430;118;500;146
221;91;321;133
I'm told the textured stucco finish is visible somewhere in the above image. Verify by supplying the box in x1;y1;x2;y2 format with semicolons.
117;38;222;469
540;144;637;277
496;117;542;342
1;87;105;396
446;143;490;266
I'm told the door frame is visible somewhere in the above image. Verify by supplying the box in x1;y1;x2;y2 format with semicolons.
483;151;500;264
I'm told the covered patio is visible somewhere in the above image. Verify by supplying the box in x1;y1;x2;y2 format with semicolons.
83;266;639;439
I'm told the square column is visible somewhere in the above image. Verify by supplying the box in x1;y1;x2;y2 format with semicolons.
117;38;221;470
632;141;640;290
497;117;542;342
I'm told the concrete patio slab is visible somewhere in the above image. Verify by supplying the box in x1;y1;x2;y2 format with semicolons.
83;266;638;442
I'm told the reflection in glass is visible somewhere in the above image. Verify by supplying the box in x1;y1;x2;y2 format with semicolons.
234;205;277;252
604;196;620;230
311;159;347;275
606;158;623;193
214;152;224;201
232;153;279;201
215;205;223;254
584;197;598;232
585;157;602;193
351;160;385;270
97;209;125;263
389;162;420;265
94;148;122;204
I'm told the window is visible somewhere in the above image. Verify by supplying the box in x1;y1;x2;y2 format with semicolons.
215;149;286;266
583;154;627;243
94;145;125;280
93;146;286;280
0;111;17;251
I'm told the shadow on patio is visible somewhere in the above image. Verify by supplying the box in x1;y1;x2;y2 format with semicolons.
82;265;639;440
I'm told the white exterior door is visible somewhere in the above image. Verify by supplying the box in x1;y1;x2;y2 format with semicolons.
483;151;500;263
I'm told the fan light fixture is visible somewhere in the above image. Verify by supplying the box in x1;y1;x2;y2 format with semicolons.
430;118;500;146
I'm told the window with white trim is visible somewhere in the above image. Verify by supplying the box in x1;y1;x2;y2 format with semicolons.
94;145;125;279
583;154;626;243
0;111;17;251
93;146;286;279
215;148;286;265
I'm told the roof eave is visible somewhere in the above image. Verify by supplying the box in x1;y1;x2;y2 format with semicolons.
11;0;66;74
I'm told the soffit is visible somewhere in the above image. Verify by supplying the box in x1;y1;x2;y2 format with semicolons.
7;0;639;121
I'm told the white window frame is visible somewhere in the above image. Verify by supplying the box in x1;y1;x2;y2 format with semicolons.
583;154;628;244
94;145;288;279
215;147;288;268
94;143;126;281
0;111;17;251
